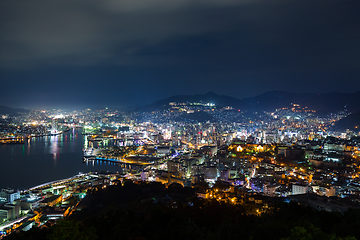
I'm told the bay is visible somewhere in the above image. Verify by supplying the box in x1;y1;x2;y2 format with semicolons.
0;128;122;190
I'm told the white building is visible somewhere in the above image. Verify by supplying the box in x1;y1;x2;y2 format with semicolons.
0;204;20;221
0;188;20;204
292;184;308;195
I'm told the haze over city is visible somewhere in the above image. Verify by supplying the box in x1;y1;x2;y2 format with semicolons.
1;0;360;109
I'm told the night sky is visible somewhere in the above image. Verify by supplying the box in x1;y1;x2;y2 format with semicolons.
1;0;360;109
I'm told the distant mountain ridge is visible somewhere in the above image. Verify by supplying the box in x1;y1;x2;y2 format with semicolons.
242;91;317;112
0;106;29;115
134;92;248;112
333;111;360;131
302;91;360;115
134;90;360;115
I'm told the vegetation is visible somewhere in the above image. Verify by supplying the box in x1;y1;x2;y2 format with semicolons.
5;181;360;240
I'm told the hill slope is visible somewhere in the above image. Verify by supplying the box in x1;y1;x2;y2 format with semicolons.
302;91;360;115
133;90;360;115
333;111;360;131
135;92;248;112
242;90;316;112
0;106;29;115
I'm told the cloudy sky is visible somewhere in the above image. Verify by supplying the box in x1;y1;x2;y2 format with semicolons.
1;0;359;109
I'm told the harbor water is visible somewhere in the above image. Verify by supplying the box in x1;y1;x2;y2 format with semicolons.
0;128;122;190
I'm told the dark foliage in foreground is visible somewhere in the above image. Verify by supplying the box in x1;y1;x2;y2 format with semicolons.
5;181;359;240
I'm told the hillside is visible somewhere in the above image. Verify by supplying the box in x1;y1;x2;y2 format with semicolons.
303;91;360;115
5;181;359;240
174;111;214;122
242;90;316;112
132;90;360;116
242;90;360;115
0;106;29;115
333;111;360;131
134;92;248;112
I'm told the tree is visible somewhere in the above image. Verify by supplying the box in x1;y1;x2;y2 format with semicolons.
48;220;96;240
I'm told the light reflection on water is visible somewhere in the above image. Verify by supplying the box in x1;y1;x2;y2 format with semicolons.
0;128;122;190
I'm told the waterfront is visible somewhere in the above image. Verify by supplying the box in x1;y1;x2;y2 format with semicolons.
0;128;121;190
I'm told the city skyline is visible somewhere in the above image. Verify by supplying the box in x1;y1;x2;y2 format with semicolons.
1;0;360;109
1;87;360;237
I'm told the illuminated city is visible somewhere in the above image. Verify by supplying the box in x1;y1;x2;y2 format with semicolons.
0;96;360;238
1;0;360;239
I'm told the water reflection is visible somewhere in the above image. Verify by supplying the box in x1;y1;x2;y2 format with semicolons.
0;128;123;190
27;139;31;155
50;135;58;155
53;152;58;164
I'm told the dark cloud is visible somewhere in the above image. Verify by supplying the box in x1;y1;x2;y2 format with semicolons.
0;0;359;108
0;0;260;67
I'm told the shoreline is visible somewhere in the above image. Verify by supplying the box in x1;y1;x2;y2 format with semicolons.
0;128;74;145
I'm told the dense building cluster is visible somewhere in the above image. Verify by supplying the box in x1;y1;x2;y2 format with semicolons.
1;102;360;238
